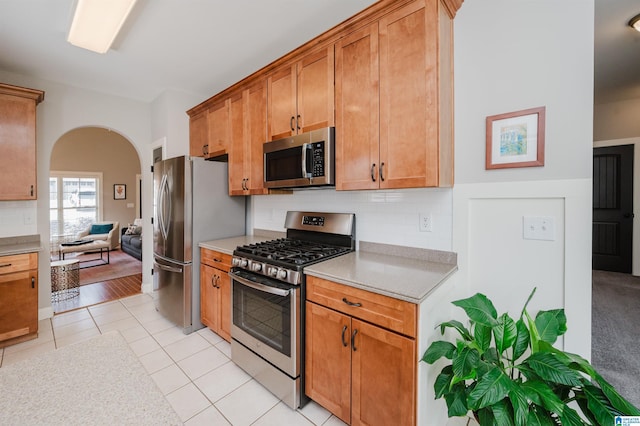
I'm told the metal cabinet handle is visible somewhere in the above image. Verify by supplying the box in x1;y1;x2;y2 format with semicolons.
371;164;377;182
211;275;217;288
380;162;385;182
296;114;301;130
203;144;209;156
341;325;348;347
351;329;358;351
290;116;295;132
30;185;34;196
342;297;362;308
0;263;12;268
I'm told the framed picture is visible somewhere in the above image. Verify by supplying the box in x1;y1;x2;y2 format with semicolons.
114;184;126;200
486;106;545;169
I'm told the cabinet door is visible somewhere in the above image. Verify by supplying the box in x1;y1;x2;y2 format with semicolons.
189;110;208;158
351;319;416;426
200;264;217;330
245;81;268;194
267;65;296;140
335;23;380;191
208;99;230;157
379;0;439;189
0;270;38;342
228;93;246;195
305;302;351;424
217;270;231;342
296;46;335;134
0;93;37;200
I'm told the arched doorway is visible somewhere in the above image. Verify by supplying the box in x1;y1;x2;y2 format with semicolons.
49;127;143;313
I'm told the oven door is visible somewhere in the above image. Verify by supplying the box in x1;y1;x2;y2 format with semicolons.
229;269;300;378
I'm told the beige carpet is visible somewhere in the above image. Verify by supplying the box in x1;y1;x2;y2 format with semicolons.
0;332;181;425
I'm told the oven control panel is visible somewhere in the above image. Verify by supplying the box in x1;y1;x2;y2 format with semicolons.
231;256;301;286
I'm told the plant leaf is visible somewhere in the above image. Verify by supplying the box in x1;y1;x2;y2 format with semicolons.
476;407;495;426
474;323;492;353
452;346;480;380
526;405;557;426
467;367;512;410
453;293;499;327
584;385;616;426
494;313;518;355
508;383;530;426
438;319;473;341
524;309;541;353
513;319;530;360
444;382;469;417
535;309;567;344
520;381;565;416
490;399;516;426
596;375;640;415
524;352;584;387
422;341;456;364
557;406;586;426
433;365;454;399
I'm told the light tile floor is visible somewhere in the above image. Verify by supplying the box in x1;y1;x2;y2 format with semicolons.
0;294;345;426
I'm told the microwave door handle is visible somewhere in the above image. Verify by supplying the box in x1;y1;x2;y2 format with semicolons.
301;143;312;179
229;272;291;297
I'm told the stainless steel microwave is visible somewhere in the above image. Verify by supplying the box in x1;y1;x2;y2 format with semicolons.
263;127;335;189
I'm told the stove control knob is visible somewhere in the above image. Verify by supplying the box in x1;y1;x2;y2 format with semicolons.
268;267;278;278
277;269;287;280
240;259;248;268
232;258;240;267
252;262;262;272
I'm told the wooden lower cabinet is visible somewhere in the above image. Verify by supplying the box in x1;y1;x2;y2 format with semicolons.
0;252;38;347
200;249;231;341
306;277;417;425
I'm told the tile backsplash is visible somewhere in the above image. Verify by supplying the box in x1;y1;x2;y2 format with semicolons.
250;187;453;251
0;201;37;237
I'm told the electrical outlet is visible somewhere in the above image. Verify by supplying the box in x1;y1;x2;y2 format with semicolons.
419;212;432;232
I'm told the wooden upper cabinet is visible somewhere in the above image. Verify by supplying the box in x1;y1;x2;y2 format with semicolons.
379;0;439;189
335;23;380;191
335;0;454;190
267;46;334;141
189;109;209;157
208;99;231;158
229;81;268;196
0;83;44;200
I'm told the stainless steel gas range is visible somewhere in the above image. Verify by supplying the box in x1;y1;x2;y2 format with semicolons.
229;211;355;409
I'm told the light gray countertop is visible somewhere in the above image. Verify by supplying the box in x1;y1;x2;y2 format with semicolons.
305;242;457;304
198;235;457;304
0;235;42;256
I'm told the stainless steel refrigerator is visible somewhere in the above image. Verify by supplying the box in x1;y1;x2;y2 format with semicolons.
153;155;245;334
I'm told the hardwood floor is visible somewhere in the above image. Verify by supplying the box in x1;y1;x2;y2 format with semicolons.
52;273;142;314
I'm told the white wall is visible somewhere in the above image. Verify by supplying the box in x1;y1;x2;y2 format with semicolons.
594;98;640;141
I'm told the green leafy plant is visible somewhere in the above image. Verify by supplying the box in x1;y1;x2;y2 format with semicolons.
422;288;640;425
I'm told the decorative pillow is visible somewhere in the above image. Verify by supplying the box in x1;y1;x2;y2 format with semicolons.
89;223;113;235
125;224;142;235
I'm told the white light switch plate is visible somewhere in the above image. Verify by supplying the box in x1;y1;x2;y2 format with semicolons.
523;216;556;241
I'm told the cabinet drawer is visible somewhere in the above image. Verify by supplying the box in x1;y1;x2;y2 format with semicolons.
306;276;417;338
0;253;37;275
200;248;231;271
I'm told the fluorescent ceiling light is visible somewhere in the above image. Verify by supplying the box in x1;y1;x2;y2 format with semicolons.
67;0;137;54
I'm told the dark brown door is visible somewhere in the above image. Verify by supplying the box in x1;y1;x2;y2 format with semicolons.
593;145;634;272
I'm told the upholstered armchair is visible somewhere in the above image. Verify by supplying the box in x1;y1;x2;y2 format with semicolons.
76;221;120;250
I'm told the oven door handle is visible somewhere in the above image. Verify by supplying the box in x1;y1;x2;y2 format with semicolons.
229;272;291;297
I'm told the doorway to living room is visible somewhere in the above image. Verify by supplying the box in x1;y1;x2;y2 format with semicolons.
50;127;143;313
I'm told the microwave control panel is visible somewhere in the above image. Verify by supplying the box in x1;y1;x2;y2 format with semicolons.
311;141;325;177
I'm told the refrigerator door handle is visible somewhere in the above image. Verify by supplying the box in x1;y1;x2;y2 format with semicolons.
158;174;172;241
153;261;183;274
